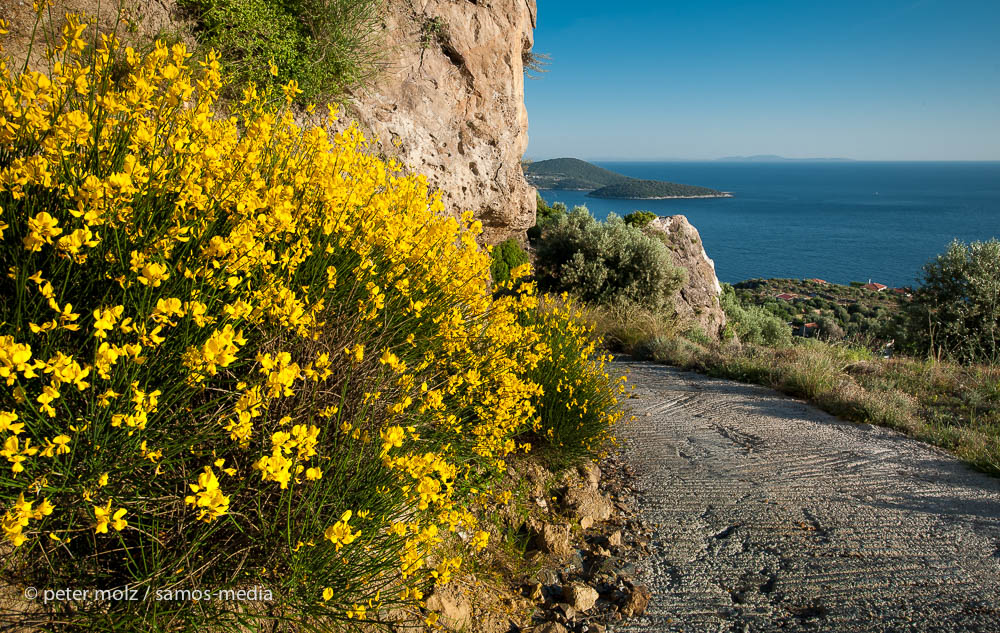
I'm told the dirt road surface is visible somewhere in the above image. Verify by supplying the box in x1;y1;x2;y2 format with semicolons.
616;361;1000;633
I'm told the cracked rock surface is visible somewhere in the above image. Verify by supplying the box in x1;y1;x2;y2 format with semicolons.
615;361;1000;633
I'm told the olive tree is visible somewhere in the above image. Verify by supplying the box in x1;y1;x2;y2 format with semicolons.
904;239;1000;364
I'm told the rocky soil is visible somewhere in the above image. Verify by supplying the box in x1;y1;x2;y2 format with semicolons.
516;454;656;633
615;360;1000;633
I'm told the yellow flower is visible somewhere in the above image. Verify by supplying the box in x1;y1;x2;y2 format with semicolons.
379;425;405;455
51;435;71;455
471;530;489;550
346;343;364;363
94;501;127;534
184;467;230;522
137;261;169;287
23;212;62;252
324;510;360;550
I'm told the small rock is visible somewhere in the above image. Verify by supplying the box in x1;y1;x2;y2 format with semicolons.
564;583;599;612
608;531;622;547
580;516;594;530
563;487;612;523
567;549;585;571
538;622;569;633
556;602;577;620
535;523;572;558
622;584;651;617
536;568;559;585
596;546;611;557
527;582;544;601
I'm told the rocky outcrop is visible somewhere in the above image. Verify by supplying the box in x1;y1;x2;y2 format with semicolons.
648;216;727;339
345;0;538;244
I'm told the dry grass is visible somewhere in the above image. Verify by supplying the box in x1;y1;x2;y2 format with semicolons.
576;302;686;353
634;336;1000;476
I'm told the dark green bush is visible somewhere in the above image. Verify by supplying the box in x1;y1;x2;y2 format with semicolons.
902;239;1000;363
180;0;383;100
623;210;657;228
490;237;530;284
528;193;565;243
533;206;684;312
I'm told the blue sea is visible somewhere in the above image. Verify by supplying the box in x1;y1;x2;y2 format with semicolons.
538;162;1000;288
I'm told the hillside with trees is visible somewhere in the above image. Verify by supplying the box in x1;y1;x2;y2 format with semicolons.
524;158;727;199
589;179;727;199
522;157;629;189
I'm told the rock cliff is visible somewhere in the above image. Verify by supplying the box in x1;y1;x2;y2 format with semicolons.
345;0;537;244
648;216;727;339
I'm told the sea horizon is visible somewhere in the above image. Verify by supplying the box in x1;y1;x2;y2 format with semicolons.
530;158;1000;164
536;160;1000;289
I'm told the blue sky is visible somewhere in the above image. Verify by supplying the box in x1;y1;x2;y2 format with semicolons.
523;0;1000;161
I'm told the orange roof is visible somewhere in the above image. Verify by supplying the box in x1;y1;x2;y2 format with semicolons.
863;282;887;291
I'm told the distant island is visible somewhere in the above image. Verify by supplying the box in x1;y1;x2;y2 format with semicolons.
716;154;855;163
523;157;730;199
589;179;729;199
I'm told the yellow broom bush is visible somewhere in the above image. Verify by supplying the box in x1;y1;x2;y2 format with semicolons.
0;7;623;632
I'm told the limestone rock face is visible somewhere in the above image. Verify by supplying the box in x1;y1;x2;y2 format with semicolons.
649;216;727;339
345;0;538;244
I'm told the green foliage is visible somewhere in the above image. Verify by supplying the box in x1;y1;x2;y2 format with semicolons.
720;284;793;347
533;207;685;312
528;194;566;243
623;210;657;228
419;16;448;49
490;238;530;284
903;239;1000;364
180;0;383;100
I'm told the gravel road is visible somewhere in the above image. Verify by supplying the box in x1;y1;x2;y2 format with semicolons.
615;360;1000;633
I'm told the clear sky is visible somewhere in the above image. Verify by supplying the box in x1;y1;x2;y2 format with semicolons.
524;0;1000;161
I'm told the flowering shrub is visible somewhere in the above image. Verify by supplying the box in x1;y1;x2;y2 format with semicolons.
0;9;623;632
518;296;626;466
